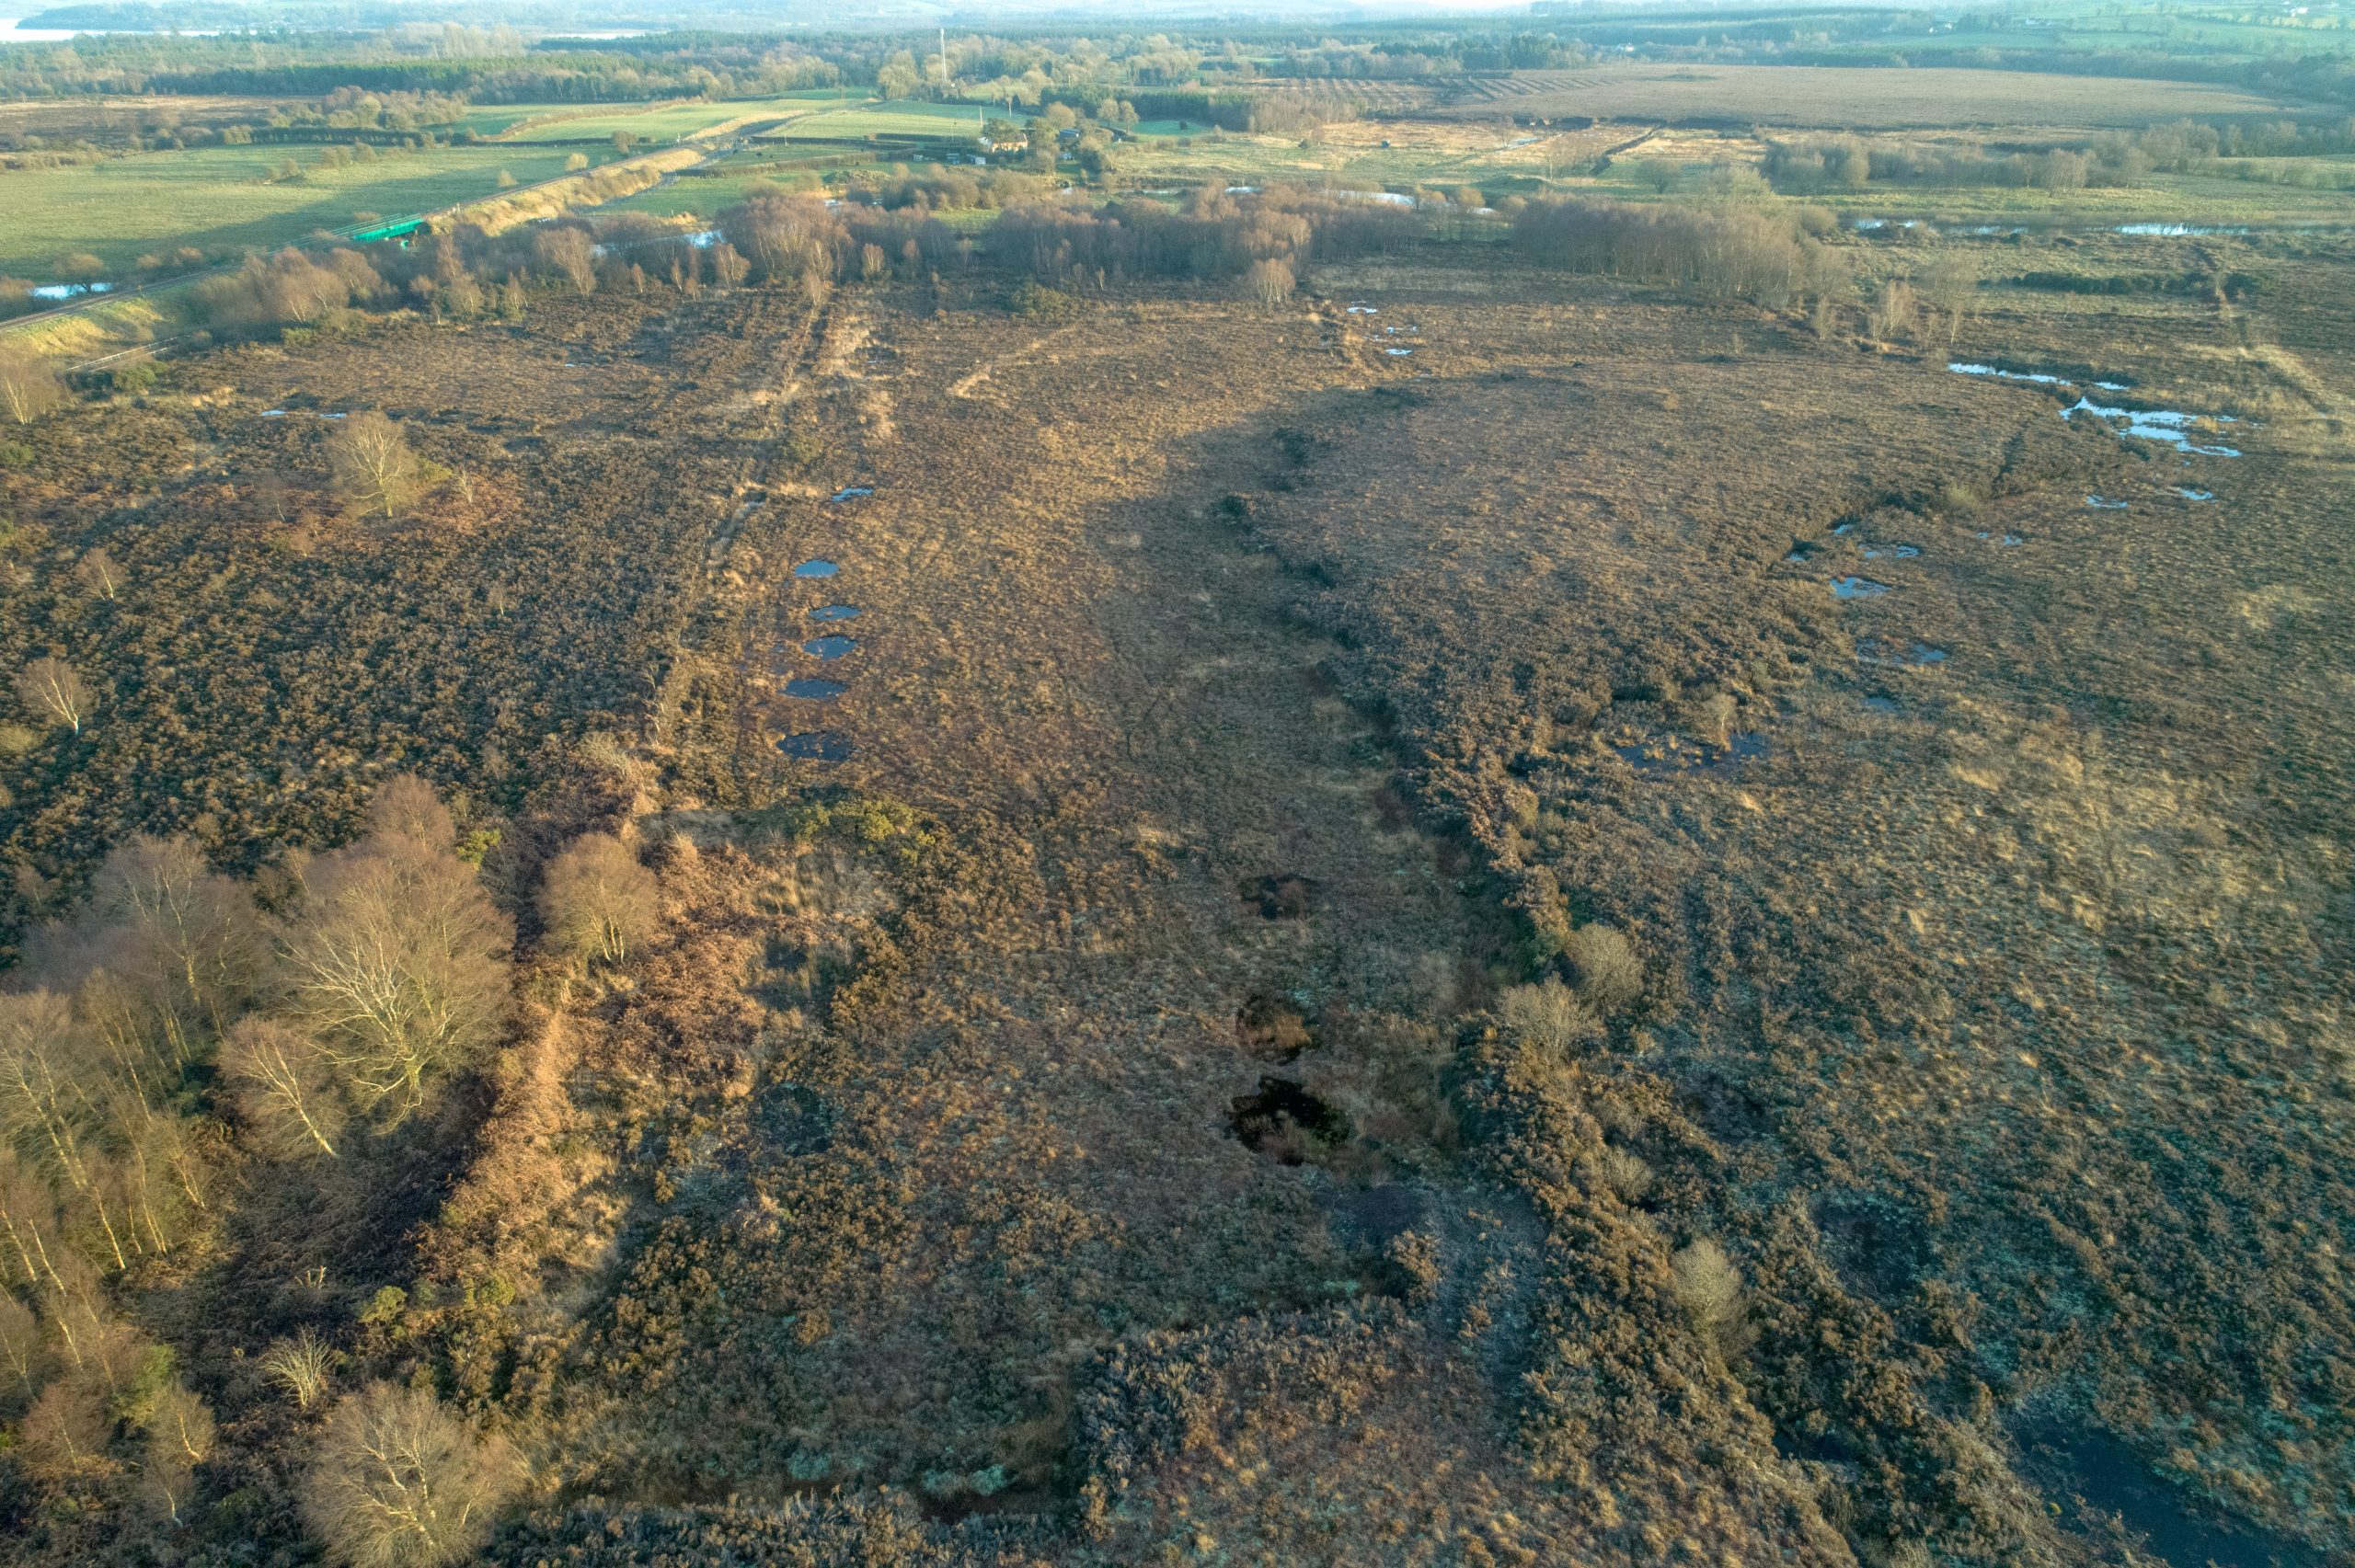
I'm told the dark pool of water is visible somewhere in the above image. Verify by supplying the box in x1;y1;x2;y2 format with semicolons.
776;732;852;761
1229;1077;1350;1163
792;560;839;578
802;635;856;660
784;677;847;700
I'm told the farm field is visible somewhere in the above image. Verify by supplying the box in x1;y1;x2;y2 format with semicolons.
760;97;994;142
494;94;839;143
0;92;281;141
0;141;582;276
1436;63;2316;126
1105;118;1631;193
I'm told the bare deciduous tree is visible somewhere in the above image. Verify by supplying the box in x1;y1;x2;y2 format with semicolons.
710;242;749;290
1245;256;1294;306
141;1377;216;1521
301;1382;520;1568
1869;276;1918;340
327;413;420;520
1668;1236;1748;1356
539;833;661;966
80;833;267;1040
222;1018;344;1158
1564;922;1644;1013
17;658;91;736
1498;978;1600;1056
1920;253;1979;347
0;348;64;426
276;787;511;1122
262;1327;335;1409
532;227;596;295
1629;155;1682;194
73;546;121;601
367;773;455;852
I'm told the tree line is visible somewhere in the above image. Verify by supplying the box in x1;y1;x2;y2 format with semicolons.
1511;193;1845;309
1761;118;2355;195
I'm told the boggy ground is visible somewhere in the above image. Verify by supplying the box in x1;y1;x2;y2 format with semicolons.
448;241;2349;1563
11;223;2348;1566
1212;241;2355;1558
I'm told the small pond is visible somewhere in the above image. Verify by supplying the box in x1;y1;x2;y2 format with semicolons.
792;559;839;578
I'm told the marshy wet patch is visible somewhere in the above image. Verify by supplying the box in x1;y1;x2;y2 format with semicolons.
785;677;848;701
2175;486;2215;501
1832;576;1891;599
1810;1189;1932;1302
2062;396;2243;457
1244;873;1319;920
2086;495;2130;509
1613;733;1768;776
792;559;840;578
2012;1417;2328;1568
1235;992;1319;1062
1857;543;1919;560
1948;361;2131;393
809;603;860;621
776;732;853;761
1229;1076;1350;1165
1858;638;1947;668
829;486;873;503
802;635;857;660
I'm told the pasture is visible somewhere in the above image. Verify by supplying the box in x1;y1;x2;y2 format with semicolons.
0;141;580;275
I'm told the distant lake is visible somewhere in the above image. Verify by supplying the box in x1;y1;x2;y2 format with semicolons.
0;17;225;38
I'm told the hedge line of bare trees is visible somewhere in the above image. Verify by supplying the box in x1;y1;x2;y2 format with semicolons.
1760;119;2328;195
1510;194;1844;307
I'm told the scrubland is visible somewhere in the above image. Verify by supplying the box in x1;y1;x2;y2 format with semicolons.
2;59;2352;1568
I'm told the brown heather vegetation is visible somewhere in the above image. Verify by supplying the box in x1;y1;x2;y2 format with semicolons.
0;144;2349;1568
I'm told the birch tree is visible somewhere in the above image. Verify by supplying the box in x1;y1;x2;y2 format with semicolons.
17;658;91;736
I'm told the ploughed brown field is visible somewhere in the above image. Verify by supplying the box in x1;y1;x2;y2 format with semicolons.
2;215;2349;1567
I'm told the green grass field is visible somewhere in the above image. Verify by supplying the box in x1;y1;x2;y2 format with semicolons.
453;101;579;137
764;98;992;142
0;143;582;276
602;170;813;220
